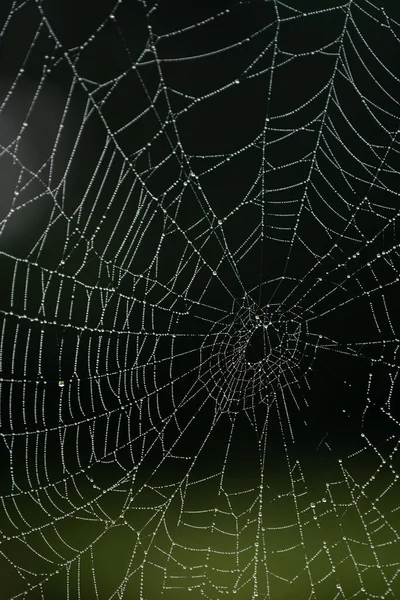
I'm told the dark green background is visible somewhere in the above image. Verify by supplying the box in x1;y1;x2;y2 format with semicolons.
0;0;399;598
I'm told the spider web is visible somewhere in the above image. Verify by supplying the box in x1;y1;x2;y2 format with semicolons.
0;0;400;598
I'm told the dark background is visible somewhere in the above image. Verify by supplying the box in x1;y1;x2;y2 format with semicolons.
0;0;399;598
